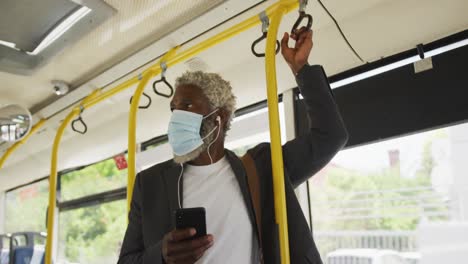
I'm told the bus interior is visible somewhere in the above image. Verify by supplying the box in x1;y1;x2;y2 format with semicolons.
1;0;468;263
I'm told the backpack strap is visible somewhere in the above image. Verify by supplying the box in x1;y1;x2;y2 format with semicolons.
241;153;263;263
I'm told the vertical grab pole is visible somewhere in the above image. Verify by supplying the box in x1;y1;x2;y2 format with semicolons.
265;5;290;264
45;110;79;264
127;73;154;212
127;47;178;213
45;90;100;264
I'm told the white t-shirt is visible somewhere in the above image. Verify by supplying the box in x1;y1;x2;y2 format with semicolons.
183;156;259;263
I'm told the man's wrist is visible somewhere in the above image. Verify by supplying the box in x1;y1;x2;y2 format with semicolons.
291;62;309;76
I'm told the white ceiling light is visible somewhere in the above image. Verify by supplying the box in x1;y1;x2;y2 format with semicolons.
28;6;92;55
0;40;17;49
330;38;468;89
0;0;114;75
425;38;468;57
330;56;420;89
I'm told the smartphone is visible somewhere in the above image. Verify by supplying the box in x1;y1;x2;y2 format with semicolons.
174;207;207;239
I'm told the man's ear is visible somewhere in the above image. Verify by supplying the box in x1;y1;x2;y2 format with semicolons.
219;108;230;128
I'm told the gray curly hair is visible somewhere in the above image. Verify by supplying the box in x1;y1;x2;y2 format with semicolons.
175;71;236;131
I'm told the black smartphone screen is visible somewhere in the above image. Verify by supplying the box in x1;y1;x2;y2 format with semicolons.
174;207;207;239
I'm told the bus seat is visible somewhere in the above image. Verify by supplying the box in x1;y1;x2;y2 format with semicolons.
10;246;44;264
30;246;45;264
11;247;33;264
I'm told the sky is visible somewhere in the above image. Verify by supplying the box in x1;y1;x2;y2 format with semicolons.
331;129;439;178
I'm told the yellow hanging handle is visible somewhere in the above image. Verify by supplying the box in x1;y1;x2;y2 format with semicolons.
265;3;290;264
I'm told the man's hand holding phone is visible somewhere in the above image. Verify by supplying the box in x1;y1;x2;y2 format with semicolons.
162;228;214;264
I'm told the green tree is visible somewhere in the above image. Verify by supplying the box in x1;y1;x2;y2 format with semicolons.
310;132;449;232
57;156;128;263
5;180;49;233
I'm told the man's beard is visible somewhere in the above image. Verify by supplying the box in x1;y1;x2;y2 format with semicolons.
173;116;218;164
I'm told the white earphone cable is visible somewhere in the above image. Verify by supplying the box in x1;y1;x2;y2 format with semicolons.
207;117;221;164
177;164;184;209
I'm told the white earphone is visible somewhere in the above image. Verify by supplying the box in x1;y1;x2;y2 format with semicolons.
206;116;222;164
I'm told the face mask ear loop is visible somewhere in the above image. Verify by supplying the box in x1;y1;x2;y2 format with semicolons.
207;120;222;164
201;125;218;141
203;108;219;119
177;164;184;209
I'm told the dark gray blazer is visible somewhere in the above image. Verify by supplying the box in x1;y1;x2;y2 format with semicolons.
118;65;348;264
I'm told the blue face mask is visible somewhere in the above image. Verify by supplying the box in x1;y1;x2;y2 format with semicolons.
167;109;219;156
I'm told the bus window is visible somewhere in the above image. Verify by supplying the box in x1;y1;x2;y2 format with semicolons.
5;179;48;234
57;199;126;264
59;155;128;201
310;122;468;263
227;102;287;155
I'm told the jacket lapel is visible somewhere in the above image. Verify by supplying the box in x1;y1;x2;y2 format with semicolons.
225;150;257;231
162;162;183;224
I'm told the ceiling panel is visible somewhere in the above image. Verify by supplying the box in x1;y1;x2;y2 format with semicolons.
0;0;224;109
322;0;468;62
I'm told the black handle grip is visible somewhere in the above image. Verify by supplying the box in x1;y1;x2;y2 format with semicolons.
130;92;152;109
291;12;313;36
251;32;280;58
71;116;87;135
153;77;174;98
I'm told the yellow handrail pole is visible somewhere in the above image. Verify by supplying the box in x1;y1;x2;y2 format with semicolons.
127;47;180;212
265;4;290;264
45;110;79;264
0;119;47;169
79;76;140;110
45;90;100;264
127;72;154;211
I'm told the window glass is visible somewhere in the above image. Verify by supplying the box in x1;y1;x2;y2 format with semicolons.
12;235;27;247
227;103;286;156
1;236;9;249
5;179;48;233
60;155;127;201
57;199;126;264
310;122;468;263
143;138;168;151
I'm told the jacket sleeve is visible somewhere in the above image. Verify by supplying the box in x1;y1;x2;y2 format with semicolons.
281;64;348;188
118;173;165;264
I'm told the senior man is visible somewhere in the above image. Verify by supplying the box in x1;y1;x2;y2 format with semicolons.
118;27;348;264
